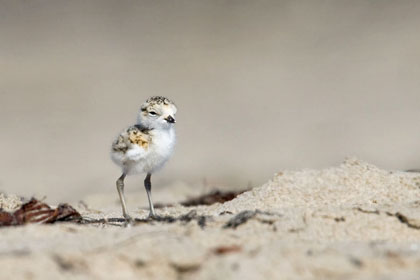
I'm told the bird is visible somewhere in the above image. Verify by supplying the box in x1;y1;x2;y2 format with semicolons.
110;96;177;221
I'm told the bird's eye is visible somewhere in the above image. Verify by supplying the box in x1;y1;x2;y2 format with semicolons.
149;111;157;116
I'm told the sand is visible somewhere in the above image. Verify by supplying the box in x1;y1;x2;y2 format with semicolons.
1;158;420;280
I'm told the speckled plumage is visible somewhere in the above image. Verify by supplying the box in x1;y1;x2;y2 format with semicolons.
146;96;173;105
110;96;177;220
111;126;151;153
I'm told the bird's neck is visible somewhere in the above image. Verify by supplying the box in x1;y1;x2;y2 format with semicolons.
134;123;152;132
136;122;175;138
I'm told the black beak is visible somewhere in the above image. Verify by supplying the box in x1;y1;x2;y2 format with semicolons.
165;115;176;123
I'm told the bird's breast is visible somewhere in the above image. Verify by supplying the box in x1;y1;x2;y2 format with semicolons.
144;129;175;172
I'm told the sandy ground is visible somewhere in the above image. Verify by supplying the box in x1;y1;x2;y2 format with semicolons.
1;158;420;280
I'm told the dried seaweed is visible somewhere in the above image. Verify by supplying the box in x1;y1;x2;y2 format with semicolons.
0;198;81;227
181;190;246;207
154;189;247;209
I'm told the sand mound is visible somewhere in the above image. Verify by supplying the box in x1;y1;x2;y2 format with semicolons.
217;158;420;212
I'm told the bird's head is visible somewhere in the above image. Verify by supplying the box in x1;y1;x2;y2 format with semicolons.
137;96;177;130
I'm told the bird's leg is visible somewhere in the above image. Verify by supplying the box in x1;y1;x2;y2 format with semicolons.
144;173;156;218
116;173;132;221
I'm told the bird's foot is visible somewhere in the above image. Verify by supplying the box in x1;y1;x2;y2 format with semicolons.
123;214;134;225
148;212;157;220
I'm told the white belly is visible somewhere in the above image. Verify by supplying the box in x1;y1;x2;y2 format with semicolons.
130;128;175;175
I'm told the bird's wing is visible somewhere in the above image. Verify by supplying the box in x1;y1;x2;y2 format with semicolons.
112;125;151;162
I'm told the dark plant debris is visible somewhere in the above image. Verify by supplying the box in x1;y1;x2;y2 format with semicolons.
0;198;81;227
223;210;278;229
212;245;242;255
151;210;209;228
53;254;88;272
349;256;364;268
80;210;211;228
223;210;258;229
171;262;201;274
154;189;247;209
181;190;247;207
219;211;233;215
394;212;420;230
405;169;420;173
354;207;380;215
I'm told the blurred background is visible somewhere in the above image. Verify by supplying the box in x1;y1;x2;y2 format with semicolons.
1;0;420;204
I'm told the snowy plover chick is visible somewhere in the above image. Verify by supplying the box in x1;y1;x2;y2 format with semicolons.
111;96;177;221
